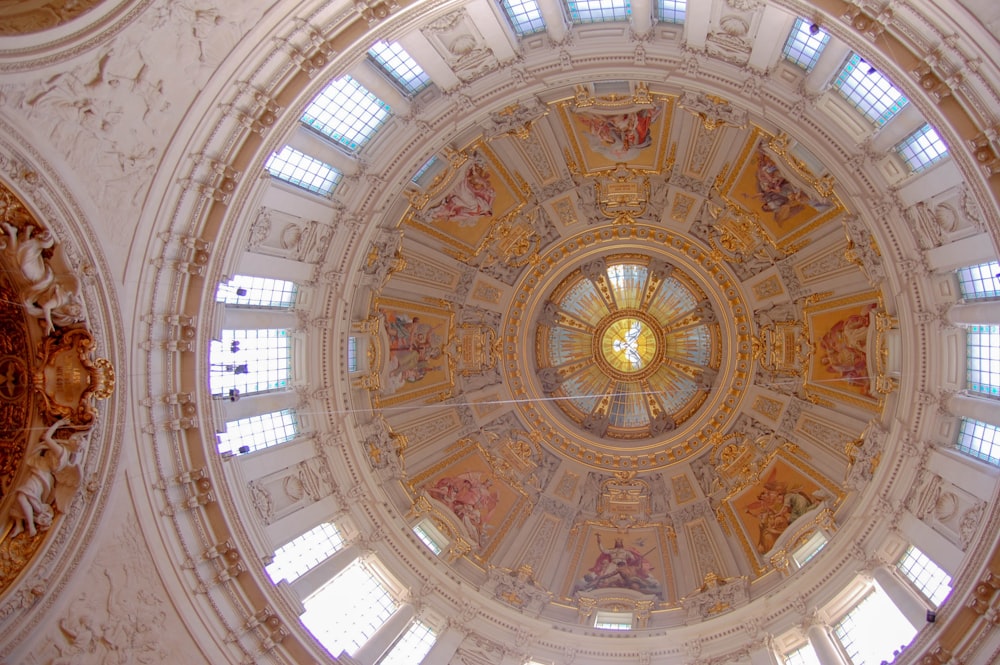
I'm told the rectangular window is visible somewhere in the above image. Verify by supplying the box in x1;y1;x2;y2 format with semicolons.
594;610;633;630
833;587;917;665
967;324;1000;398
656;0;685;23
897;546;951;607
302;559;400;656
211;329;291;397
783;643;822;665
500;0;547;36
378;620;437;665
782;18;829;71
566;0;630;24
791;531;828;568
833;53;909;126
265;146;342;197
265;522;346;584
216;275;298;308
896;124;949;172
302;76;392;152
956;418;1000;466
348;335;359;373
218;409;298;456
369;42;431;95
412;518;448;555
957;261;1000;300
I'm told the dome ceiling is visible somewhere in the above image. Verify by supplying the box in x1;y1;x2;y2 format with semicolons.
357;79;889;618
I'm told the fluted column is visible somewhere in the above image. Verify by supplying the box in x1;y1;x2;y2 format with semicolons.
948;302;1000;325
352;603;416;665
872;565;929;629
946;392;1000;429
807;622;848;665
419;623;465;664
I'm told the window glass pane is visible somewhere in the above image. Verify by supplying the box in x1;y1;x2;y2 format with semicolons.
832;587;917;665
210;329;291;396
302;76;392;151
896;124;949;172
783;643;822;665
967;324;1000;398
348;335;359;373
216;275;298;308
957;261;1000;300
792;531;828;567
413;518;447;555
501;0;547;36
265;146;341;196
897;545;951;607
656;0;685;23
369;42;431;95
266;522;345;583
833;53;908;126
302;559;399;656
782;18;829;71
378;620;437;665
218;409;298;455
594;610;632;630
956;418;1000;466
567;0;630;24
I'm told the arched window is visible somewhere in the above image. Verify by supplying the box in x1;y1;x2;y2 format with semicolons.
210;329;291;396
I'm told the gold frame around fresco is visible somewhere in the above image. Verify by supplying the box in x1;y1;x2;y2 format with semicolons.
717;449;844;576
718;127;844;251
554;84;675;177
406;437;532;565
801;291;886;413
403;142;532;260
371;296;456;408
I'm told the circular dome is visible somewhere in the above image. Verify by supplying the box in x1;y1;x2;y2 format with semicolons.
509;226;752;468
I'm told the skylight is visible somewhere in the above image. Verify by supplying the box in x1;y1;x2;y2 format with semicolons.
210;328;291;396
656;0;685;24
501;0;547;36
302;76;391;151
567;0;630;24
301;559;399;656
782;18;829;71
216;275;298;308
369;41;431;95
896;123;949;172
783;643;822;665
265;522;346;584
832;587;916;665
897;546;951;607
378;620;437;665
217;409;298;455
957;261;1000;300
956;418;1000;466
265;146;342;197
791;531;828;568
968;324;1000;398
833;53;908;126
412;518;447;555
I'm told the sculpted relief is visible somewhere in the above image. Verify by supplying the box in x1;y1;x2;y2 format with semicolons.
0;182;113;595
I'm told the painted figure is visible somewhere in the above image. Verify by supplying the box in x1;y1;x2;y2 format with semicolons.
745;468;821;554
424;153;495;227
575;106;659;161
572;533;663;598
818;303;877;395
426;471;499;547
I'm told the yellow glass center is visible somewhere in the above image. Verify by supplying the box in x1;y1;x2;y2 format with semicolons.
601;317;657;374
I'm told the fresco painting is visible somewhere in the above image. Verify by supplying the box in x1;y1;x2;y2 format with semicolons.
376;299;452;405
409;147;526;256
558;95;672;174
567;529;666;600
416;446;526;555
731;459;825;556
804;294;882;408
721;132;843;248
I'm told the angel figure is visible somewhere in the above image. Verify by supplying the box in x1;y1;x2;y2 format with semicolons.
8;418;87;539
